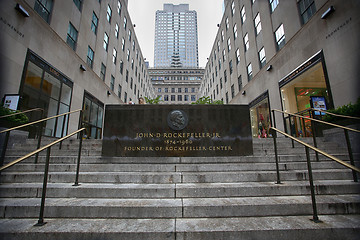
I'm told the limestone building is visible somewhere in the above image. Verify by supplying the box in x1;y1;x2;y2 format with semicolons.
200;0;360;138
0;0;154;139
149;67;204;104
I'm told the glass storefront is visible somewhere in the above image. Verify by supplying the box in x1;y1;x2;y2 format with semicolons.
279;52;333;137
20;50;73;138
250;92;271;138
82;92;104;139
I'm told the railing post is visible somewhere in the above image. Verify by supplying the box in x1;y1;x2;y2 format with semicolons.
73;129;83;186
309;110;319;162
0;131;10;167
344;129;357;182
35;121;44;164
59;115;67;150
273;131;281;184
289;114;294;148
35;147;51;226
305;146;321;223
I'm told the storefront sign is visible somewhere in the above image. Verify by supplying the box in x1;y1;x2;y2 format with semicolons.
3;95;20;110
102;105;253;157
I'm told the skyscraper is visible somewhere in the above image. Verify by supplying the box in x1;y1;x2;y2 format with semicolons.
154;4;198;68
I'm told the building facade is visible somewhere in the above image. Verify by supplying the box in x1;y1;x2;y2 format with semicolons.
0;0;154;139
154;4;199;68
200;0;360;138
150;67;204;104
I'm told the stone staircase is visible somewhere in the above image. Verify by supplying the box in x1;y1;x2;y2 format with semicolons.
0;136;359;239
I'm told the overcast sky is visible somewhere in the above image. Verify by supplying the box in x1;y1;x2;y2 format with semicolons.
128;0;224;68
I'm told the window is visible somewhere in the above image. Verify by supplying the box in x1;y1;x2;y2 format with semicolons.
235;48;240;64
270;0;279;12
119;60;123;74
244;33;249;51
131;59;134;69
238;75;242;91
217;40;220;51
225;17;229;30
124;17;127;29
121;37;125;51
118;85;122;98
130;78;133;89
171;88;175;93
191;88;195;93
165;88;169;93
100;63;106;81
221;30;224;41
132;40;135;51
231;1;235;16
124;92;127;103
178;95;182;101
87;46;94;69
231;84;235;98
82;93;104;139
117;0;122;15
219;59;222;70
171;95;175;101
158;88;161;93
241;6;246;24
91;12;99;35
113;48;117;64
223;49;226;62
224;70;227;82
229;60;233;75
178;88;182;93
275;24;285;50
73;0;82;11
233;24;238;39
164;95;169;101
191;95;196;101
127;49;130;61
220;78;223;89
66;22;78;51
254;13;262;35
128;30;132;41
34;0;53;23
106;5;112;23
184;95;189;101
247;63;253;81
103;33;109;51
125;70;128;82
110;75;115;91
259;47;266;68
226;92;229;104
115;23;119;38
298;0;316;25
184;88;188;93
227;38;231;52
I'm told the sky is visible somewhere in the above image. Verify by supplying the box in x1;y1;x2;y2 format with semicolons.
128;0;224;68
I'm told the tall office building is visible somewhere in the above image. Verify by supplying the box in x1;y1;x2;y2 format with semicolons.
154;4;199;68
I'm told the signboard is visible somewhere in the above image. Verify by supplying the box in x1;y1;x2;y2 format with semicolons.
310;96;327;116
3;94;20;111
102;105;253;157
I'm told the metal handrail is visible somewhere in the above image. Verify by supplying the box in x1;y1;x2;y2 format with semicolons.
270;126;360;223
0;109;82;164
272;109;360;133
0;127;86;226
0;108;43;119
0;109;81;134
272;108;359;182
312;108;360;120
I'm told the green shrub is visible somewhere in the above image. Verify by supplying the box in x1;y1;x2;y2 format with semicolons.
191;96;224;105
0;106;29;125
322;98;360;123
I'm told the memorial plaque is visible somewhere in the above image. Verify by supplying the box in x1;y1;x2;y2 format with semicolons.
102;105;253;157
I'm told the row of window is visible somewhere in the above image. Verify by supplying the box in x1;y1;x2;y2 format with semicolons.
157;95;197;102
157;87;197;93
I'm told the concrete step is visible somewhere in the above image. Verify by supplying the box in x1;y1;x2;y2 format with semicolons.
0;215;359;240
0;194;359;219
0;169;355;184
0;180;358;199
1;160;354;173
